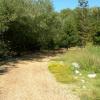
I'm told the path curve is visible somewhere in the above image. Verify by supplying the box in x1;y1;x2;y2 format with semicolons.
0;55;80;100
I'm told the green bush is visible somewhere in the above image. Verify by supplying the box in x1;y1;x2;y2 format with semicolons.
93;32;100;45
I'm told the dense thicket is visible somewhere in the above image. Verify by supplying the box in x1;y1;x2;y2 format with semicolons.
0;0;100;55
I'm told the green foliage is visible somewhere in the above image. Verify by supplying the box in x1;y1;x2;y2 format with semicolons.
0;0;81;54
90;7;100;45
76;0;90;45
61;14;79;48
93;31;100;45
0;0;100;55
0;0;55;52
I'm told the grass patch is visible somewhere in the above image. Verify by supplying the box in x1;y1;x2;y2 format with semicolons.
53;45;100;73
76;73;100;100
48;44;100;100
48;61;76;83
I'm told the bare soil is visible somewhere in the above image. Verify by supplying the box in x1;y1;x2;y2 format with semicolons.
0;53;80;100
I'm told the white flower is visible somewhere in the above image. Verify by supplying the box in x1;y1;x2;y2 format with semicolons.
72;62;80;68
81;79;85;83
82;85;86;89
75;70;80;74
88;73;96;78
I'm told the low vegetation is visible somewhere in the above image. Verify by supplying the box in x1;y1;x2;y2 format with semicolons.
48;45;100;100
48;61;76;83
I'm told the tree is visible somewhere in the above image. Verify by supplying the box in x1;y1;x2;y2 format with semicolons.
1;0;99;56
77;0;89;46
60;9;79;48
92;7;100;45
1;0;55;53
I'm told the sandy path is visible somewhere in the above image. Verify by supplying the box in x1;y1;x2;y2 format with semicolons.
0;56;80;100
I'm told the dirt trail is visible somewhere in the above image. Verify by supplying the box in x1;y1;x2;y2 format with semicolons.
0;55;80;100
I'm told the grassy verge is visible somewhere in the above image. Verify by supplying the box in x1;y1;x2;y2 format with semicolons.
48;44;100;100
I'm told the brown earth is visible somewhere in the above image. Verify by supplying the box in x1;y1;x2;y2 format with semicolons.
0;54;80;100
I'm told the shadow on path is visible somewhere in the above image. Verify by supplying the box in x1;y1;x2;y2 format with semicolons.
0;49;67;75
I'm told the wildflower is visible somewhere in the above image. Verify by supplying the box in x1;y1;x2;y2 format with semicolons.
75;70;80;74
82;85;86;89
81;79;85;83
88;73;96;78
72;62;80;68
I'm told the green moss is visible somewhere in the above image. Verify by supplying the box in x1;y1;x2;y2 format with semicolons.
48;61;76;83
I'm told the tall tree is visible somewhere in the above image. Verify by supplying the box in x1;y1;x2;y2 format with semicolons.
77;0;89;46
60;9;79;48
91;7;100;45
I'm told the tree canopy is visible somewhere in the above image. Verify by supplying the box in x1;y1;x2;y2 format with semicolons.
0;0;100;56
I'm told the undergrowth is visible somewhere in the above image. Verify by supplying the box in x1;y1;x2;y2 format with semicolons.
48;44;100;100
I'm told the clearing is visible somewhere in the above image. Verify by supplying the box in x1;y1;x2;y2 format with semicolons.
0;53;80;100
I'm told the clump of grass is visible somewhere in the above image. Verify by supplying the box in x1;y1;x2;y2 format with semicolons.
78;74;100;100
48;61;76;83
86;44;100;57
48;44;100;99
53;45;100;73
